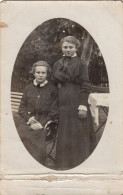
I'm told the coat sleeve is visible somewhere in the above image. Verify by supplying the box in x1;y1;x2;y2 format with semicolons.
18;87;31;122
79;61;91;107
51;61;66;84
39;86;59;126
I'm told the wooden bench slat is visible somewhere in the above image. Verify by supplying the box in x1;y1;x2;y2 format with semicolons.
11;99;21;103
12;106;19;110
11;102;20;106
12;105;19;109
11;92;23;95
12;108;18;113
11;95;22;99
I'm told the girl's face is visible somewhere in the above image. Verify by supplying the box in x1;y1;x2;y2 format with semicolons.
34;66;47;84
62;41;77;57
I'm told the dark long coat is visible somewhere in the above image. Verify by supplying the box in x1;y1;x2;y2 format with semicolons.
52;56;96;170
17;82;58;164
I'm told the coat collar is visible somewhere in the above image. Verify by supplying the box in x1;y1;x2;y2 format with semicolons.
63;53;77;57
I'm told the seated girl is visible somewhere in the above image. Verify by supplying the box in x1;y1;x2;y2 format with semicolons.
18;61;58;165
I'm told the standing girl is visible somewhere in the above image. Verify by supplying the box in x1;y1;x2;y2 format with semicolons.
52;36;96;170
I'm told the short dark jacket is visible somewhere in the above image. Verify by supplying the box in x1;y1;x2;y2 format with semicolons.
18;82;58;126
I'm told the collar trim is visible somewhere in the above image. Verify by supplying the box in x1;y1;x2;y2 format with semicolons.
63;53;77;57
33;79;48;87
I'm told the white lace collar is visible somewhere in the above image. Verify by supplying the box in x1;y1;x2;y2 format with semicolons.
33;79;48;87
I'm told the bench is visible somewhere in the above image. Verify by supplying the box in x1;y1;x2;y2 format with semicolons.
11;92;23;115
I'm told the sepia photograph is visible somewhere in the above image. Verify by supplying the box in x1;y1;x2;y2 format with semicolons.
11;18;109;170
1;1;123;194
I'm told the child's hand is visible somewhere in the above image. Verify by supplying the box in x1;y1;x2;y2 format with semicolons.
28;116;38;125
30;122;43;131
78;110;87;119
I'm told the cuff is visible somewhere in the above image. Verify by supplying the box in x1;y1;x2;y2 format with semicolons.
78;105;87;111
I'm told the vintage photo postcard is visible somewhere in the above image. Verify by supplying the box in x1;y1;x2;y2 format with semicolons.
0;1;123;194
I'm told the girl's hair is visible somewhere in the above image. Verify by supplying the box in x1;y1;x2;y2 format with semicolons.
30;61;51;76
60;36;81;49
